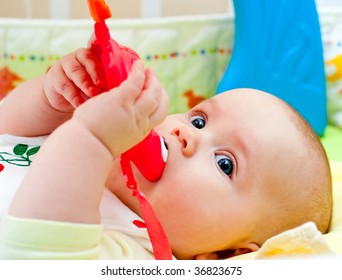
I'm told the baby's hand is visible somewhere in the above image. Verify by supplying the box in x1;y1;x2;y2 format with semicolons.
43;48;106;113
73;60;168;157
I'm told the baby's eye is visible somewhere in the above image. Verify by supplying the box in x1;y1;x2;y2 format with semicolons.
190;115;206;129
215;155;234;176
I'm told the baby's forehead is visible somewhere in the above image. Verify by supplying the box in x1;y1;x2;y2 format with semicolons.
210;90;290;118
218;90;302;143
214;89;282;104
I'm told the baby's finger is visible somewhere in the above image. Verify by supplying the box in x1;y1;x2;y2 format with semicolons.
148;85;169;128
61;50;101;97
75;48;106;92
87;33;96;49
49;63;85;108
135;68;163;117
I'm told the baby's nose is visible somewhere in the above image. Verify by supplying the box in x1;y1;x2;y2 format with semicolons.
172;126;198;157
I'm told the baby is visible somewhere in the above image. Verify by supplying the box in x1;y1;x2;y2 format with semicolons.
0;46;332;260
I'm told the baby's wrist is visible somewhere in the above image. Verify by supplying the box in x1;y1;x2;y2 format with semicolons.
70;115;122;158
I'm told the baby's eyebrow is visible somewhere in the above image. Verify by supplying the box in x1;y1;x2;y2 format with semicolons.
206;97;218;107
198;97;218;112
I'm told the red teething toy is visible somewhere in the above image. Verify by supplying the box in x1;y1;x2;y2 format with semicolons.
88;0;172;260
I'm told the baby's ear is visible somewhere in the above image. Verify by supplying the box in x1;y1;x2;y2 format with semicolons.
194;243;260;260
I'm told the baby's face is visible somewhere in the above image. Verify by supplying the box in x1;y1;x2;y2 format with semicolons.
110;88;302;259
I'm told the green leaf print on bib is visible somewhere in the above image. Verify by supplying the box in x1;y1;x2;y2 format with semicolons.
0;143;40;168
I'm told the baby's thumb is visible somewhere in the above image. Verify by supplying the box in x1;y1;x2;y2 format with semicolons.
112;59;146;101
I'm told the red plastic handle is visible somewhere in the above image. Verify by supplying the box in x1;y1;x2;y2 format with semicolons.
87;0;111;23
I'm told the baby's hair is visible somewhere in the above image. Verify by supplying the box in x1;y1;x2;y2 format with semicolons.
250;95;333;249
282;102;332;234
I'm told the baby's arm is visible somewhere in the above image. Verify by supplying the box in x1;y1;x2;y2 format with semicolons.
0;48;105;137
8;60;168;225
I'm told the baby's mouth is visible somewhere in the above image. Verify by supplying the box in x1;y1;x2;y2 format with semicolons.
161;137;168;163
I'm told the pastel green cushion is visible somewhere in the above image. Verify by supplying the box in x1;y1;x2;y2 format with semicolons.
321;125;342;161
